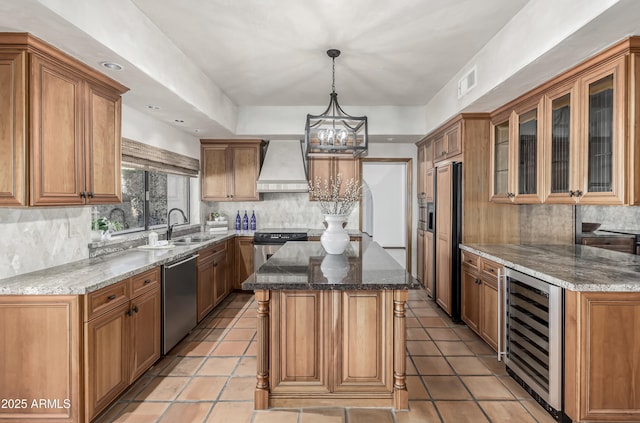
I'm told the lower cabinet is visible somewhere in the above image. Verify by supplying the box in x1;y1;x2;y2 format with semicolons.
235;236;254;288
460;252;500;352
213;249;228;304
417;229;425;286
84;267;161;421
197;241;229;322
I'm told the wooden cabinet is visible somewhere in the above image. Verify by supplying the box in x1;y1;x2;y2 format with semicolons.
416;229;425;286
424;230;434;298
416;140;434;200
435;164;452;315
235;236;254;288
434;122;461;162
0;33;126;207
565;291;640;422
460;251;501;352
84;267;160;421
226;238;236;293
197;241;229;322
580;235;636;254
200;139;262;201
269;290;394;402
308;156;360;197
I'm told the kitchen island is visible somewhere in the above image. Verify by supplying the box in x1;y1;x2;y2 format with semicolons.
242;239;419;410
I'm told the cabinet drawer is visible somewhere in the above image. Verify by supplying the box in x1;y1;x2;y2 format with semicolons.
131;267;160;297
85;279;129;321
479;258;501;279
461;251;479;269
581;236;635;254
210;241;227;255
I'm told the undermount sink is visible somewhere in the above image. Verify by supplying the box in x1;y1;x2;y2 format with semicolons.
173;235;217;245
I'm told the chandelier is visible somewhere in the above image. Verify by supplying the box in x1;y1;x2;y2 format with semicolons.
305;49;368;157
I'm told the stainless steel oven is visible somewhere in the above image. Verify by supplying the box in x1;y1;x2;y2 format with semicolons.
502;268;565;421
253;229;308;273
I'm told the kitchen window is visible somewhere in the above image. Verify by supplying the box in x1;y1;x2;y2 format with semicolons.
94;168;190;234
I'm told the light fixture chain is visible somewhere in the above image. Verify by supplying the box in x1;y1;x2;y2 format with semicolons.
332;56;336;94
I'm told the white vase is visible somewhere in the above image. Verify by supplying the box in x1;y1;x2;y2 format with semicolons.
320;214;350;254
320;254;350;283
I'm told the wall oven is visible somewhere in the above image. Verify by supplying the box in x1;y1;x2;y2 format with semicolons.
502;268;567;421
253;229;308;273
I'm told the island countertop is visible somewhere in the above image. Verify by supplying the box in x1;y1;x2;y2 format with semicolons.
242;239;420;291
461;243;640;292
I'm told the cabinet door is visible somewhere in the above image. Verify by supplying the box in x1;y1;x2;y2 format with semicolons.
416;230;425;286
480;278;499;352
84;81;122;204
578;57;626;204
213;249;228;304
461;267;480;333
445;123;461;157
84;302;130;420
230;144;260;201
433;134;446;162
425;168;435;202
201;144;229;201
425;139;434;169
130;287;161;381
435;165;452;315
334;157;360;195
417;143;426;200
235;237;254;287
334;291;393;393
425;231;434;298
30;54;85;205
226;238;236;291
270;291;331;393
196;255;215;322
490;113;514;202
0;51;26;206
545;83;580;203
513;98;544;203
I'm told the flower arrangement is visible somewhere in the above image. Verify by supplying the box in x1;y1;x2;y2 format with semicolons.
91;217;123;233
308;174;362;215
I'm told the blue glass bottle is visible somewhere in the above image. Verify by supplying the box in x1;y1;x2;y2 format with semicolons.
242;210;249;231
250;210;256;231
235;210;241;232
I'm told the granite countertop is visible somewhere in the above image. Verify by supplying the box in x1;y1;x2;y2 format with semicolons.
242;238;420;291
461;243;640;292
0;231;238;295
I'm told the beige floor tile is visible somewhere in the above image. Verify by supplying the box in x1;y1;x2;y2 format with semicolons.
479;401;537;423
395;401;441;423
219;376;256;400
159;402;213;423
185;328;207;342
446;356;492;375
134;376;190;401
112;402;170;423
234;316;256;328
434;341;473;356
347;408;394;423
452;326;480;341
499;375;531;399
212;340;251;356
158;356;206;376
407;340;440;356
520;400;558;423
234;356;257;376
407;300;429;309
93;402;128;423
407;327;430;341
245;341;257;356
412;308;440;317
435;401;489;423
253;409;300;423
412;356;454;375
204;328;228;342
418;316;449;327
206;401;255;423
407;375;430;400
425;328;460;341
218;308;245;318
406;357;418;375
405;317;421;327
146;355;174;375
241;308;257;318
224;328;256;340
207;316;236;329
478;356;507;375
423;375;472;400
464;340;494;355
300;408;345;423
176;376;227;401
177;341;218;357
461;376;515;400
121;375;154;400
197;356;239;376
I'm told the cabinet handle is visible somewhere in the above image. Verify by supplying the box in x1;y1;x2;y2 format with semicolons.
576;190;583;197
107;294;116;301
88;192;94;198
488;268;495;273
569;190;575;197
144;279;152;285
133;305;139;313
80;191;87;198
126;309;132;316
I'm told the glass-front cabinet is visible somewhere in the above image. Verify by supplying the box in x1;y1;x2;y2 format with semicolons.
490;111;513;203
512;98;544;203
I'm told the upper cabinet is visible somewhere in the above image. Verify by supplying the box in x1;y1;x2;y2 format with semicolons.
0;33;128;207
433;121;462;164
308;156;360;198
490;39;638;205
416;139;433;201
200;139;262;202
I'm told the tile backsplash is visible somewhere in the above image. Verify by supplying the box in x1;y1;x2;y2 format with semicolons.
203;192;359;231
519;204;575;245
581;205;640;230
0;207;91;279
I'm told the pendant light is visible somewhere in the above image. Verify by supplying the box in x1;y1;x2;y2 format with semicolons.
305;49;368;157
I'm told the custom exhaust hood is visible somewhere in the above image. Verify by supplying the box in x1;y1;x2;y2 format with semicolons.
256;140;309;193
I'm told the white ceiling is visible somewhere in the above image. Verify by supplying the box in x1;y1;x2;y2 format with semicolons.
1;0;639;145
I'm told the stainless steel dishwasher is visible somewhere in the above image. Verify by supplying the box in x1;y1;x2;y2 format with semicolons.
162;254;198;354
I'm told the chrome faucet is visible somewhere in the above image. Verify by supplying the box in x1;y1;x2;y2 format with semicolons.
167;208;188;240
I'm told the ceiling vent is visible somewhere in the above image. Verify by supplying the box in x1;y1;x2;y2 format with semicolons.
457;66;477;99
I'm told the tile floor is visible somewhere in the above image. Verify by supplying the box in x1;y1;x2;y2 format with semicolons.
96;288;556;423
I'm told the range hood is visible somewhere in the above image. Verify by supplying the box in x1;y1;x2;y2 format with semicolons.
256;140;309;193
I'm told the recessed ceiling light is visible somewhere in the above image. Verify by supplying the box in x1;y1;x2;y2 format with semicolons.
146;105;161;110
387;137;394;141
100;61;123;71
174;119;184;123
194;129;200;133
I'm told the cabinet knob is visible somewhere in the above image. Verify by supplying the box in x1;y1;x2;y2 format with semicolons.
569;190;575;197
576;190;583;197
126;309;132;316
88;192;94;198
80;191;87;198
133;305;139;313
